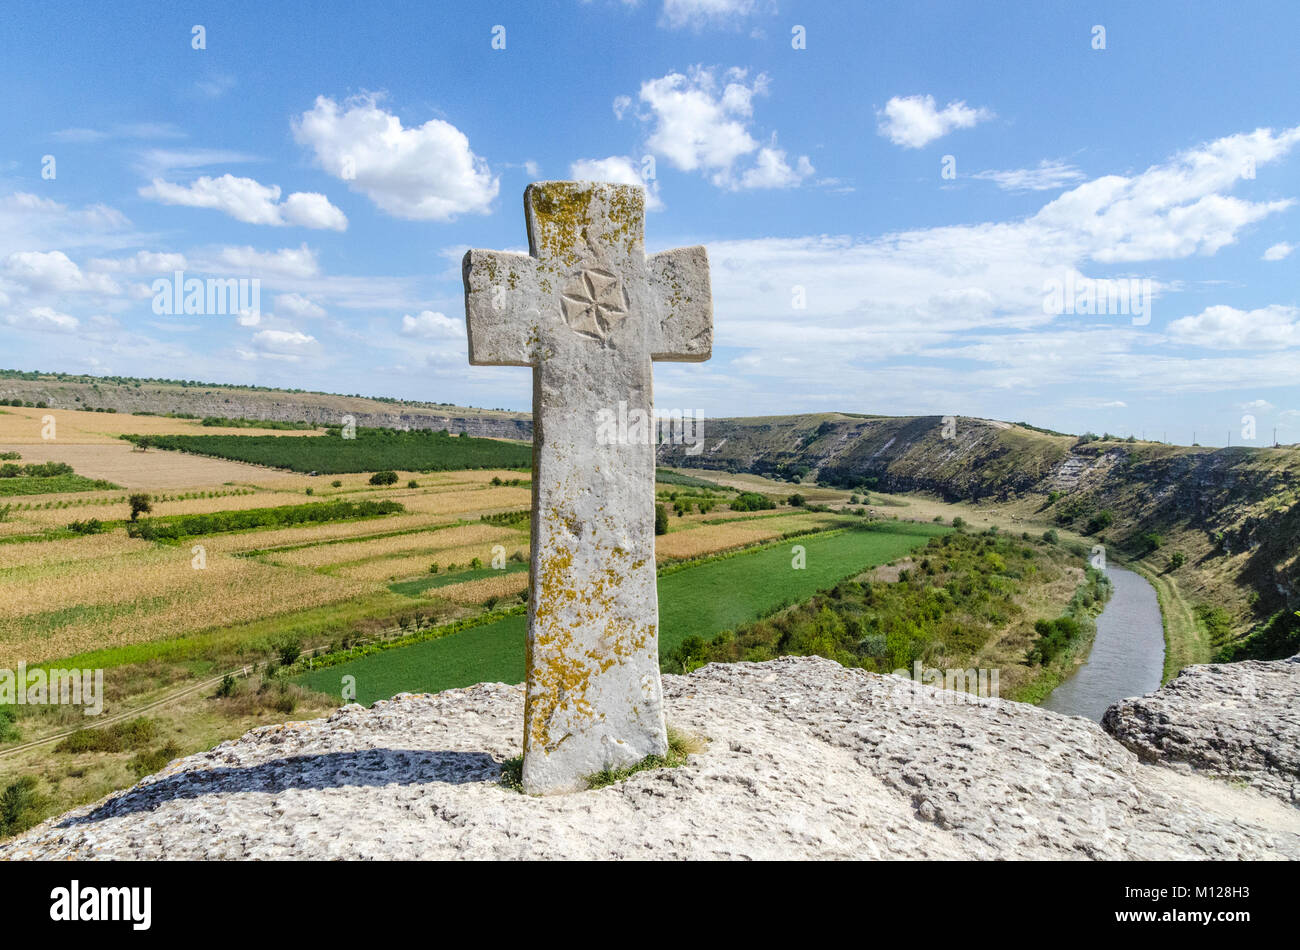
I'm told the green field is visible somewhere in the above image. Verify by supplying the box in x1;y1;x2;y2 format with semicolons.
0;474;120;496
124;427;531;474
297;522;947;703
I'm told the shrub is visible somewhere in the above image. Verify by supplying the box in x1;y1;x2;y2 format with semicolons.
787;493;806;507
654;503;669;535
274;637;303;667
369;471;398;486
128;493;152;521
1042;529;1058;544
1168;551;1186;570
1084;510;1114;534
331;480;342;488
730;491;775;512
407;480;419;489
67;518;105;535
0;776;48;838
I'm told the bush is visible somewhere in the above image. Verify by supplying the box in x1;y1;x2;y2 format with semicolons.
654;504;669;535
369;470;399;486
407;480;419;489
55;717;158;754
730;491;775;512
0;776;48;838
331;480;342;488
1042;529;1059;544
128;493;152;521
787;493;806;507
1084;510;1114;534
67;518;105;535
1168;551;1186;570
274;636;303;667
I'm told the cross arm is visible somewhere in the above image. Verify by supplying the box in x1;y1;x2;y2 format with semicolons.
462;249;542;366
648;246;712;362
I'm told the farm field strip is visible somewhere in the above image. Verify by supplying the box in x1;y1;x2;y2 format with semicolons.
275;523;523;571
296;523;947;703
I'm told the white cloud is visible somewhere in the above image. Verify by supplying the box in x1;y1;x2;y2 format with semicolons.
203;245;321;280
1239;399;1275;411
1263;241;1294;261
401;310;464;338
0;192;135;258
739;146;814;190
876;94;992;149
132;148;259;179
88;251;188;274
1167;305;1300;350
4;250;118;294
974;160;1086;192
4;306;79;332
569;156;664;209
274;293;326;319
661;0;759;30
140;175;347;230
249;328;318;361
293;94;498;221
629;67;812;190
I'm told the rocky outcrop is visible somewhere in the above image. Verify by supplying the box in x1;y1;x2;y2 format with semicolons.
3;657;1296;860
1103;655;1300;806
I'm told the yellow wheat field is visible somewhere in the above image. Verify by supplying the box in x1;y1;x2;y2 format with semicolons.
433;571;529;604
398;487;531;515
334;541;528;582
197;512;455;555
0;407;326;444
0;531;148;570
273;522;520;571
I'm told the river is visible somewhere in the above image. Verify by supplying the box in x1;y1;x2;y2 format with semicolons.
1041;566;1166;721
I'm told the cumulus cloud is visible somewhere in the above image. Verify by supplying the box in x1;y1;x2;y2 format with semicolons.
974;160;1086;192
140;174;347;230
569;156;664;209
293;94;498;221
401;310;464;338
1167;305;1300;350
203;244;321;280
660;0;759;30
3;306;79;332
4;251;118;294
876;94;992;149
1263;241;1294;261
626;67;812;190
247;328;318;362
274;293;326;319
1034;127;1300;262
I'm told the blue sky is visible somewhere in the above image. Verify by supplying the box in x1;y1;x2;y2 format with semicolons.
1;0;1297;445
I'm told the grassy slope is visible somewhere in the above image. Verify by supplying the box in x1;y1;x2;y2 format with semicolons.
661;415;1300;663
297;523;947;703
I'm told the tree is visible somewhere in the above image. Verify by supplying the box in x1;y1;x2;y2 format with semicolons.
369;470;398;486
654;503;669;535
1168;551;1186;571
788;493;806;507
128;493;152;521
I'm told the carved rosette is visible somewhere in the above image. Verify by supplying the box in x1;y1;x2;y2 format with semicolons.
559;268;628;340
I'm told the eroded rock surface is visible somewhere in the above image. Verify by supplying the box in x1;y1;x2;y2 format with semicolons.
1103;655;1300;806
3;657;1297;860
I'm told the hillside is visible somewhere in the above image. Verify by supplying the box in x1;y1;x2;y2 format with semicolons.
659;413;1300;660
0;370;531;439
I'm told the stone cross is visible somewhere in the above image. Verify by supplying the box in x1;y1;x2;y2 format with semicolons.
462;181;712;794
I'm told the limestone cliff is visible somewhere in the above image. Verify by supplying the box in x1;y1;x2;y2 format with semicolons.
2;656;1295;860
